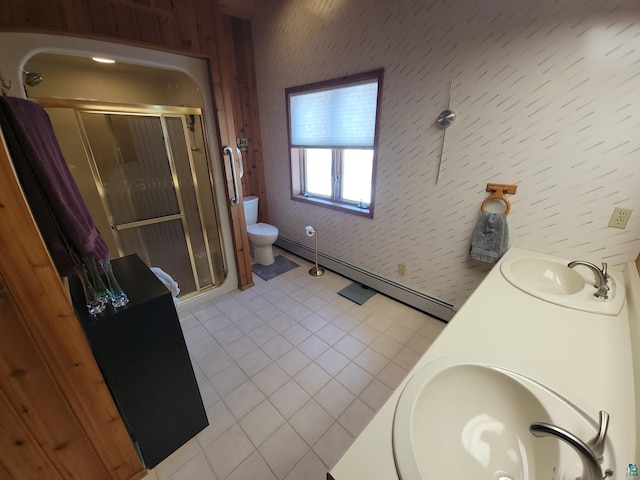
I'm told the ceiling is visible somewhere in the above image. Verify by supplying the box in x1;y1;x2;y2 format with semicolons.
218;0;275;20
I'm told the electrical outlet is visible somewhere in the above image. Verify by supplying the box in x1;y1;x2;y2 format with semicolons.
397;263;406;276
608;207;633;229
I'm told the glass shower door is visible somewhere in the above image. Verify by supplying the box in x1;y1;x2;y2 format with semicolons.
78;111;221;297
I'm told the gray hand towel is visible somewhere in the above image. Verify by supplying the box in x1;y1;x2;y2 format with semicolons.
470;212;509;263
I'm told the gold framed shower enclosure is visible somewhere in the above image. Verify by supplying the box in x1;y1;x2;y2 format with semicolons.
36;98;227;299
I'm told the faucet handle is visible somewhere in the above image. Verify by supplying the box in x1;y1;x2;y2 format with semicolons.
587;410;609;462
601;262;609;279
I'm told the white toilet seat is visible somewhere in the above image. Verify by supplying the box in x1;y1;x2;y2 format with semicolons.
247;223;278;237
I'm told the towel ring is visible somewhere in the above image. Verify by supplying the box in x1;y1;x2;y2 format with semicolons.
481;188;511;216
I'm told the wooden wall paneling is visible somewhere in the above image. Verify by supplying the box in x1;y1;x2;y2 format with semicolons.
0;0;12;25
0;271;113;479
231;17;268;222
156;12;181;48
0;383;64;480
87;0;119;37
173;0;200;52
0;131;145;480
112;4;141;41
33;0;66;30
8;0;37;26
61;0;93;33
208;5;253;289
135;8;163;44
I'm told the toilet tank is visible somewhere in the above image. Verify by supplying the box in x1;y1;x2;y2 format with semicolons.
243;196;258;225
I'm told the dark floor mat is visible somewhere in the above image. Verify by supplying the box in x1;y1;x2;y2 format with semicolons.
251;255;299;281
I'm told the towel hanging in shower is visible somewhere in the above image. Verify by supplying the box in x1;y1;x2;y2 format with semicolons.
0;96;109;276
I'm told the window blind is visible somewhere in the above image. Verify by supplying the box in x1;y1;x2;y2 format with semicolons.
289;80;379;148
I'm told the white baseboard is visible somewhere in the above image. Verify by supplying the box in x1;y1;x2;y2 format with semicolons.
275;237;454;322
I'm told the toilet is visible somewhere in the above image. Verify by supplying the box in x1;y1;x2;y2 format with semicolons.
243;196;279;265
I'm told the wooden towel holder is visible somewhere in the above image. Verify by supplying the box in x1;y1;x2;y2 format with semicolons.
481;183;517;216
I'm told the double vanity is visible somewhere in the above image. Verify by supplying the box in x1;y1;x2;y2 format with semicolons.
330;247;639;480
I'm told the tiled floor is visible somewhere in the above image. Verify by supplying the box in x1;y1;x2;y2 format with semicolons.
143;248;446;480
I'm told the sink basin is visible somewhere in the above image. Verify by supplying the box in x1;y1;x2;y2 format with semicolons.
500;256;625;315
392;357;615;480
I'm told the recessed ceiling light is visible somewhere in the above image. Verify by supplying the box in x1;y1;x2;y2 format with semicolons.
92;57;116;64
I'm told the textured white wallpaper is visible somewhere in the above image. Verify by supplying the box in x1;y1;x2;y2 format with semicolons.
251;0;640;309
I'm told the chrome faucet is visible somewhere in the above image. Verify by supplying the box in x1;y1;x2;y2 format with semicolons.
568;260;609;299
530;410;613;480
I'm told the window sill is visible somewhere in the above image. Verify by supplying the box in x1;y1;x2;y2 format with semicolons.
291;195;373;218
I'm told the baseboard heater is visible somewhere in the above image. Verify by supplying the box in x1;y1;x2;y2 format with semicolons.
275;237;454;322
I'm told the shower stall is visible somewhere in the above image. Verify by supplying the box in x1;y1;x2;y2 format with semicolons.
42;100;227;299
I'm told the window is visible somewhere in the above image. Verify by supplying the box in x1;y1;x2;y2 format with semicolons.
286;69;383;217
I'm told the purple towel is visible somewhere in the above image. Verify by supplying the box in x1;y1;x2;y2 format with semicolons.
0;96;108;275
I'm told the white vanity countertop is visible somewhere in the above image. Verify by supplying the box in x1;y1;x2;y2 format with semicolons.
330;247;638;479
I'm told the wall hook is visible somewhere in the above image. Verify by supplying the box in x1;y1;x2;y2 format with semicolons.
1;77;12;96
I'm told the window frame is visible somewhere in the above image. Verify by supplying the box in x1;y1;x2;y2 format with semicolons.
286;69;383;218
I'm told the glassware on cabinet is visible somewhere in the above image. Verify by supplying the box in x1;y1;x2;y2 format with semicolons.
99;257;129;308
74;263;106;315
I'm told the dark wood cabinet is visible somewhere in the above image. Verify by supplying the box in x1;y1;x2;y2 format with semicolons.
70;254;208;469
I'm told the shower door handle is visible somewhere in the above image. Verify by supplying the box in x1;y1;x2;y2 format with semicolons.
223;145;240;206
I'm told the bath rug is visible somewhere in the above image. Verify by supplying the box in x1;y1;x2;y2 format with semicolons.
338;282;378;305
252;255;299;281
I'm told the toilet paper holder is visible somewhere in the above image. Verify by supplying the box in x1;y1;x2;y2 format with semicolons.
481;183;517;216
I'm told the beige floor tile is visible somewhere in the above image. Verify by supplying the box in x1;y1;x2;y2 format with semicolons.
199;349;234;379
331;312;361;332
252;363;289;396
333;334;366;359
258;424;308;479
166;451;217;480
154;438;201;480
281;323;313;345
261;335;295;360
269;379;310;418
350;322;380;344
212;324;245;346
224;380;266;420
236;348;272;377
203;424;254;479
235;315;266;334
335;362;373;396
197;401;235;448
238;400;285;447
201;316;233;336
293;363;332;396
297;335;331;359
289;399;333;445
337;398;375;437
377;361;408;389
299;312;328;332
314;348;350;376
358;378;393;411
353;347;389;376
384;324;415;344
370;334;403;359
153;251;449;480
315;323;346;345
267;313;298;333
225;452;276;480
210;364;248;397
224;336;258;361
312;422;354;469
314;379;356;419
246;323;279;345
393;347;421;370
276;348;312;376
283;450;328;480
